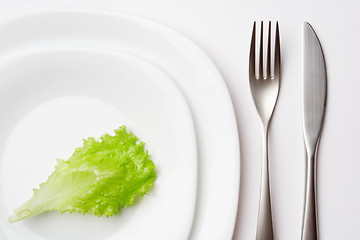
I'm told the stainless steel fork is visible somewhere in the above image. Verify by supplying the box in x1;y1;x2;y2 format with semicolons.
249;21;281;240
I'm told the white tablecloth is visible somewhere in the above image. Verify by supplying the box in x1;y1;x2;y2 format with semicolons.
1;0;359;239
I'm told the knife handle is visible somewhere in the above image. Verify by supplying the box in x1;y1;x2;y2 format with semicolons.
301;149;318;240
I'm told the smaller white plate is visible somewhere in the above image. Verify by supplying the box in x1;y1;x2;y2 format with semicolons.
0;49;197;240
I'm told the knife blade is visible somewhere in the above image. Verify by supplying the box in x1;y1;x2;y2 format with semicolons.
301;22;327;240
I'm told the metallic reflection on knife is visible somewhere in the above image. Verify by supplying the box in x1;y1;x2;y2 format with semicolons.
301;22;327;240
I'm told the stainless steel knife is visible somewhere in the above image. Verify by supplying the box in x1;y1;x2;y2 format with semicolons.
301;22;327;240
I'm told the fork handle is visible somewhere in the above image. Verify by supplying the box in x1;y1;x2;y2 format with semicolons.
256;126;274;240
301;148;318;240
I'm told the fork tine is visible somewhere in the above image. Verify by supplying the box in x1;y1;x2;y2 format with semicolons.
249;21;256;78
266;21;271;79
274;21;281;78
259;21;264;79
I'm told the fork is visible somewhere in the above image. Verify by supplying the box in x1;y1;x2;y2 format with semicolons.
249;21;281;240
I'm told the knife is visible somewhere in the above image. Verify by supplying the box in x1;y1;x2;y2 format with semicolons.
301;22;327;240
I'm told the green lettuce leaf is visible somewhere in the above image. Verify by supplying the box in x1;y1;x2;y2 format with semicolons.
9;126;156;223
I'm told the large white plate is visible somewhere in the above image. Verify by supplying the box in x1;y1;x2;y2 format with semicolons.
0;8;240;239
0;49;197;240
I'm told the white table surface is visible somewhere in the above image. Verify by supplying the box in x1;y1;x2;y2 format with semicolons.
1;0;359;239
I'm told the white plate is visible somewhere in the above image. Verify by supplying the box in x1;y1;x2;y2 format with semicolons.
0;49;197;240
0;9;240;239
